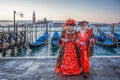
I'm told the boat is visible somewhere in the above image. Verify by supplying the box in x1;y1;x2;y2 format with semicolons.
94;31;117;48
51;31;60;50
114;32;120;45
94;34;103;42
29;32;48;49
98;31;106;42
102;38;117;48
94;31;106;42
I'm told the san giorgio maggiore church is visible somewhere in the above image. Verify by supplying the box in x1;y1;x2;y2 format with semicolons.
31;11;64;28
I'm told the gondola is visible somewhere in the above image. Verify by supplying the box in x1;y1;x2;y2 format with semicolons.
94;31;106;42
94;34;102;41
98;31;106;42
102;38;117;48
51;31;60;50
29;32;48;49
114;32;120;45
94;31;117;48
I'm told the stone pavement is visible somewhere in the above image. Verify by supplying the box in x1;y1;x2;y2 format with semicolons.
0;57;120;80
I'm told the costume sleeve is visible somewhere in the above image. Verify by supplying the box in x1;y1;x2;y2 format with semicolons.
75;39;81;47
75;31;81;47
90;37;95;44
58;30;66;46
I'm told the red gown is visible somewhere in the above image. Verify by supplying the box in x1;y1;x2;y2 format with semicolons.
54;31;81;75
76;28;94;73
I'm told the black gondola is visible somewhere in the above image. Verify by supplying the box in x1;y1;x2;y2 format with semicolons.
114;32;120;45
94;31;117;48
29;32;48;49
51;31;60;50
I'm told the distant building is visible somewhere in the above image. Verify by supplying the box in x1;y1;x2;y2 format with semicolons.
32;10;36;24
53;23;64;27
31;11;55;27
36;17;49;26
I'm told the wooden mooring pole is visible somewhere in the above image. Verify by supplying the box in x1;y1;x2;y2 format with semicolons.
0;30;27;57
111;23;114;35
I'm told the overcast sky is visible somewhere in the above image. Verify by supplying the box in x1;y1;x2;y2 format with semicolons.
0;0;120;23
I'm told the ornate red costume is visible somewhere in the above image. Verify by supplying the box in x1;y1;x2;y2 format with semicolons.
54;19;81;75
76;21;95;77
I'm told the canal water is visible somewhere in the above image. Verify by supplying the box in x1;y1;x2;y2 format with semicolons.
18;26;120;57
0;25;120;57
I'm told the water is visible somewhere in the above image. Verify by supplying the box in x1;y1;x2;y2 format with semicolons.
17;26;120;57
0;23;120;57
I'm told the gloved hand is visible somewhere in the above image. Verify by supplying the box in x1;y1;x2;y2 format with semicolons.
75;39;79;43
90;39;93;43
80;42;85;46
61;38;69;42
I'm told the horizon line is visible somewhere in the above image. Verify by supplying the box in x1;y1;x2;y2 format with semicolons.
0;19;120;24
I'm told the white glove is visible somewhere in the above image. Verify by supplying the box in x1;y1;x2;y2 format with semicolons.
80;42;85;46
61;38;69;42
75;39;79;43
90;39;92;43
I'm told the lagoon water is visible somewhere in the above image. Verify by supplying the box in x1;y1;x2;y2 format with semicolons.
0;23;120;57
17;26;120;57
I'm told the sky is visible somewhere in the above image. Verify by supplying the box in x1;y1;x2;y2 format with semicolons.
0;0;120;23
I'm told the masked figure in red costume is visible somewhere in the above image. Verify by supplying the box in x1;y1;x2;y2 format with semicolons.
75;21;95;78
54;19;81;75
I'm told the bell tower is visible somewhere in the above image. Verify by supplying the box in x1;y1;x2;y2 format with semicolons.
32;10;36;24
